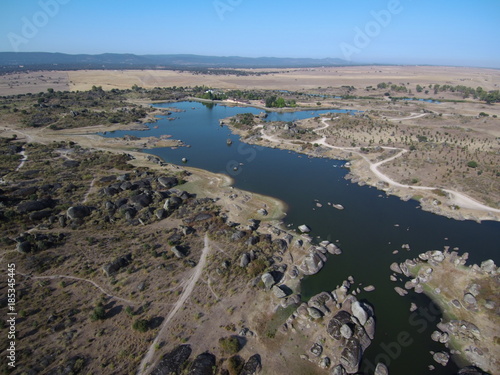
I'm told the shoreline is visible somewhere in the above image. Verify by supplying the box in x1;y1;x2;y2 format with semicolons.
216;108;500;223
402;251;499;373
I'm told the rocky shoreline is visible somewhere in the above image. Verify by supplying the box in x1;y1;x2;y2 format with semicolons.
390;249;499;374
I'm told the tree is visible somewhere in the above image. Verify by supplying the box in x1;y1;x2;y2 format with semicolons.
416;85;423;93
275;97;286;108
132;319;149;332
90;304;105;321
265;96;277;108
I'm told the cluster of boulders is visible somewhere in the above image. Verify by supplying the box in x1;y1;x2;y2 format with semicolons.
14;232;66;254
280;279;378;374
151;344;261;375
391;249;498;374
299;240;342;276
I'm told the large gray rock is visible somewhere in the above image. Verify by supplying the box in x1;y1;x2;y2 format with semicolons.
463;293;477;306
309;292;335;315
67;206;92;220
240;354;262;375
232;231;246;241
130;193;152;208
480;259;497;273
433;351;450;366
390;262;402;274
340;324;353;339
307;307;323;319
171;246;186;258
331;365;346;375
430;250;445;263
16;241;32;253
310;343;323;357
188;352;216;375
374;362;389;375
340;338;362;374
298;224;311;233
158;176;178;189
457;366;489;375
18;198;56;213
364;316;376;340
272;285;288;298
164;196;183;210
351;301;368;326
261;273;275;290
240;253;251;268
300;252;324;275
327;311;352;340
151;345;192;375
102;254;132;276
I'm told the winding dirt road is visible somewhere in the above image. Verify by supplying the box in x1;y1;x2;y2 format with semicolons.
261;118;500;216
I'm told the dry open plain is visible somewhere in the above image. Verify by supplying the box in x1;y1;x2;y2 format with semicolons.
1;66;499;94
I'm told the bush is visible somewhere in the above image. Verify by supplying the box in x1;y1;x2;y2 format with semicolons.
467;161;478;168
90;305;105;321
219;336;241;354
132;319;149;332
247;258;267;277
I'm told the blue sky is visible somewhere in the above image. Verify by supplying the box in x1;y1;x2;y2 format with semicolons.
0;0;499;68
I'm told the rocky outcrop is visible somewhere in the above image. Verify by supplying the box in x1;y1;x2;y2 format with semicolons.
171;246;186;259
67;205;92;220
331;364;346;375
285;281;375;374
158;176;179;189
299;249;326;275
298;224;311;233
433;351;450;366
152;345;192;375
188;352;216;375
374;362;389;375
17;198;56;213
340;338;362;374
457;366;489;375
102;254;132;276
240;354;262;375
261;273;275;290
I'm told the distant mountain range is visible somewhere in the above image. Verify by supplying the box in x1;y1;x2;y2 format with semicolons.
0;52;356;72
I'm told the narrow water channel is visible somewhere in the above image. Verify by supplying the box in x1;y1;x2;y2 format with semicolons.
102;101;500;375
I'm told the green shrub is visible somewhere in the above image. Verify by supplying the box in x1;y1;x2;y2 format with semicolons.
132;319;149;332
90;305;105;321
219;336;241;354
467;161;478;168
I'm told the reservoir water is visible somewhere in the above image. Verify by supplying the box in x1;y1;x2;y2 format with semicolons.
103;101;500;375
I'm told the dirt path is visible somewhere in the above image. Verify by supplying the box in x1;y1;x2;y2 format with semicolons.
387;112;428;121
137;234;211;375
260;118;500;216
15;148;28;171
18;273;138;305
82;177;97;204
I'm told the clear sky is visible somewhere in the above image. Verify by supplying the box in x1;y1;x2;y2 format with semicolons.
0;0;499;68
